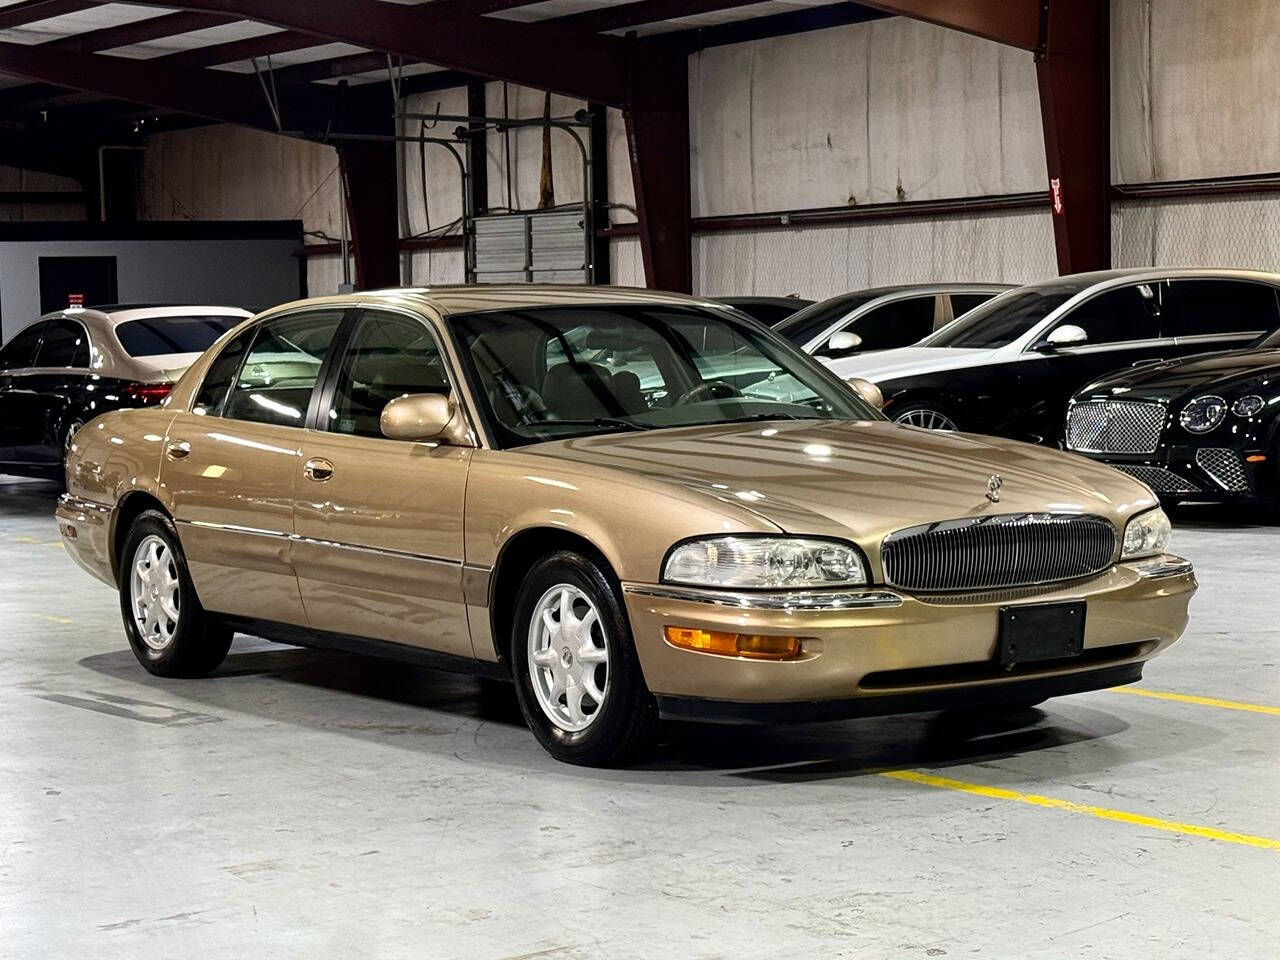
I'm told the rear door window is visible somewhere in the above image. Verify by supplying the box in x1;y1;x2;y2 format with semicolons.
0;323;47;370
1160;280;1280;339
814;296;937;357
221;310;344;427
34;318;91;368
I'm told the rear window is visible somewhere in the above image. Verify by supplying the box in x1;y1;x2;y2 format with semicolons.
115;315;243;357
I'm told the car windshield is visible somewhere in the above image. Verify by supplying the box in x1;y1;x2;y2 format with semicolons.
773;293;881;344
116;315;244;357
449;304;879;446
922;284;1082;349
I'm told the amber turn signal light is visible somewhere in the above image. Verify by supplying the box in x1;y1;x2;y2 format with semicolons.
664;626;804;660
1246;454;1267;463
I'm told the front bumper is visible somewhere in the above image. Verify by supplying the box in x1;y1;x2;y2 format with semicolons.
621;556;1195;715
56;494;116;587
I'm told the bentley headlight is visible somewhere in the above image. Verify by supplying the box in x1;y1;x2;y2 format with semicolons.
663;536;867;589
1179;395;1227;433
1122;508;1172;560
1232;395;1264;418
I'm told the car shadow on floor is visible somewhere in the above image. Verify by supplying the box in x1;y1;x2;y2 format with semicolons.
1170;500;1278;528
76;637;1228;785
0;476;63;516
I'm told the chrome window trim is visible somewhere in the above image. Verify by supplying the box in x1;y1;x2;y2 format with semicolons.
623;583;903;610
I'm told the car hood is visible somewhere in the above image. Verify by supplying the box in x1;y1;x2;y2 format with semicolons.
823;346;995;382
1077;348;1280;402
525;419;1153;547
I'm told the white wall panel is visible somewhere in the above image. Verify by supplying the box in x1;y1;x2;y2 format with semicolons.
609;237;645;288
693;210;1057;299
1112;0;1280;183
142;125;343;240
689;18;1045;218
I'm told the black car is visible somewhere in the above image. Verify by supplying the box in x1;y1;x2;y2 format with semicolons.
0;304;250;479
830;269;1280;444
712;296;813;326
1065;327;1280;504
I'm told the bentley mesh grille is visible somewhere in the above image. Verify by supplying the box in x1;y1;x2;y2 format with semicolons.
1115;464;1201;494
1195;448;1250;492
881;514;1117;593
1065;400;1166;454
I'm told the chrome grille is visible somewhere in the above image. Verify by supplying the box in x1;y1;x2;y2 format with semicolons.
881;513;1116;593
1115;464;1201;494
1065;400;1166;454
1195;448;1250;492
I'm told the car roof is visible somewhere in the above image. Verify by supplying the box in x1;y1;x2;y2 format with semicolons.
1015;267;1280;294
714;296;814;306
261;285;722;318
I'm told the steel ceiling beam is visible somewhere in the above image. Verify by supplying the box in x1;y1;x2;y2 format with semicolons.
0;0;94;29
120;0;645;106
855;0;1041;49
0;39;378;135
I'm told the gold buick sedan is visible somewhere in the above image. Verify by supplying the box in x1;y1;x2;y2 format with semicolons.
58;287;1196;765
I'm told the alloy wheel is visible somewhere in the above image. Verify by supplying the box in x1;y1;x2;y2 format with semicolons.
527;583;610;732
895;407;958;431
130;535;181;650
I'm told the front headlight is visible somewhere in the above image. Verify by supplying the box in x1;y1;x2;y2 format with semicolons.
1232;395;1264;418
663;536;867;589
1122;508;1172;560
1179;395;1227;433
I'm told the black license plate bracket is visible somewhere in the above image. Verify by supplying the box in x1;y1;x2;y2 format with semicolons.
998;601;1086;667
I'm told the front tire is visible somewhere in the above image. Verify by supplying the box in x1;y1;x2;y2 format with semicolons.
510;550;657;766
118;510;233;678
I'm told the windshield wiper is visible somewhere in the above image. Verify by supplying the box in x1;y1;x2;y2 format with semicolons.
522;417;649;433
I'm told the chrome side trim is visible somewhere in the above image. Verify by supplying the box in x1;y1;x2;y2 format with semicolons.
1133;555;1194;579
623;583;903;610
179;519;459;567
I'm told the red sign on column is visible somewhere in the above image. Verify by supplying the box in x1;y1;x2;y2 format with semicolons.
1050;178;1065;215
67;293;85;308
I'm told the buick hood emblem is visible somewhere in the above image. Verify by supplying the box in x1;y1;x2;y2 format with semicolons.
986;474;1003;503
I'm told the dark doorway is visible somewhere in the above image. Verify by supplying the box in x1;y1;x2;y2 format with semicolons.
38;256;118;314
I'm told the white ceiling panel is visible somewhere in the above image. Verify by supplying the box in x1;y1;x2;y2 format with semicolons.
213;42;370;74
0;3;175;45
106;21;284;59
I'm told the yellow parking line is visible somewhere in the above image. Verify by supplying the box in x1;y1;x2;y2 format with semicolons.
880;769;1280;852
1106;686;1280;717
34;613;73;625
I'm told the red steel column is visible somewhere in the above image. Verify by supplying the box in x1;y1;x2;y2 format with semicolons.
624;56;692;293
337;138;401;290
1036;0;1111;275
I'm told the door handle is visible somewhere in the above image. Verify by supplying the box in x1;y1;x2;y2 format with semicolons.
165;440;190;460
303;457;334;482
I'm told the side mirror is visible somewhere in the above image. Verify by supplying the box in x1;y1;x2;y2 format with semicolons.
1041;324;1088;349
381;393;465;444
825;331;863;354
846;377;884;410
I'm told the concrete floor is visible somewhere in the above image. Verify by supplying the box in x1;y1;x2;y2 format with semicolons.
0;477;1276;959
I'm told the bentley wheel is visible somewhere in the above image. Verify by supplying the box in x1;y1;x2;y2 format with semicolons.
119;509;233;678
893;403;958;431
511;550;657;765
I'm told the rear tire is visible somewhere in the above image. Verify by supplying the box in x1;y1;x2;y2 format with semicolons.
118;509;232;678
510;550;657;766
892;401;959;431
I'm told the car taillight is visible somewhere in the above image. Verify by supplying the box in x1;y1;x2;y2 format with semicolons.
125;382;173;404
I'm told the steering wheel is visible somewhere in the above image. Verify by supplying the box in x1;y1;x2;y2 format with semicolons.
676;380;742;405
